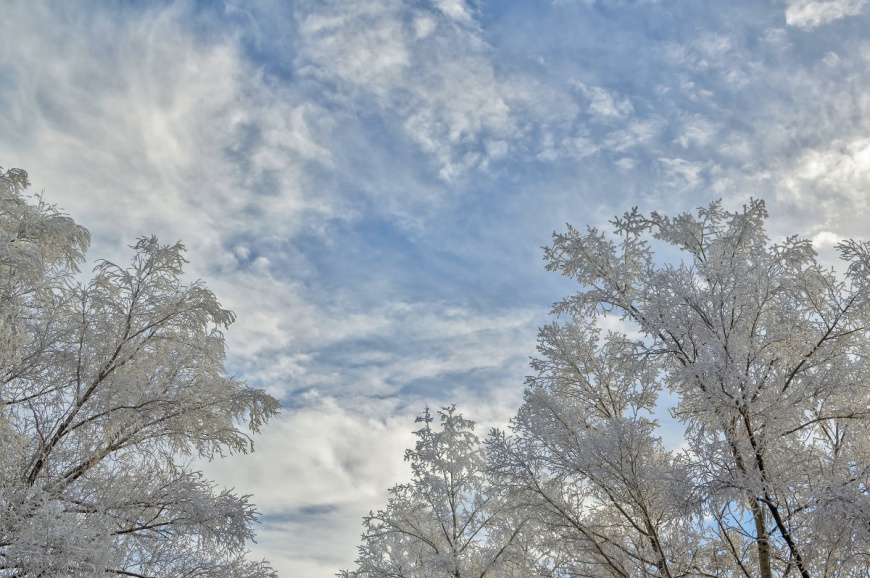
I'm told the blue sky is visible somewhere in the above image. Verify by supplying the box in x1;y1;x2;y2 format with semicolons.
3;0;870;575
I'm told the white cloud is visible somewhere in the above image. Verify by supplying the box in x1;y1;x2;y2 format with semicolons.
297;1;411;100
786;0;870;29
601;116;667;153
782;137;870;213
433;0;476;24
295;0;521;180
811;230;843;247
571;81;635;121
413;14;438;39
0;2;334;268
675;116;720;148
657;157;709;192
201;394;417;576
662;31;754;98
215;263;539;401
205;394;415;512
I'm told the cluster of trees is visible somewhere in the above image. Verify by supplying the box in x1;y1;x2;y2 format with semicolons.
6;160;870;577
342;200;870;578
0;166;279;577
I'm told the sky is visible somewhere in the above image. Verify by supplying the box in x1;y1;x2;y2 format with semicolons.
2;0;870;575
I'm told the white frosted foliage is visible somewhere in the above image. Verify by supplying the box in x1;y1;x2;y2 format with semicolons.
0;166;280;577
340;405;545;578
487;199;870;578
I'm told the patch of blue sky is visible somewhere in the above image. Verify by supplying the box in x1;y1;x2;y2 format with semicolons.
266;503;338;523
223;2;300;83
320;114;449;205
307;218;477;297
393;363;524;400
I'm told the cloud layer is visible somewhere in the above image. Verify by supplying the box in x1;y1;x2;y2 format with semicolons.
4;1;870;575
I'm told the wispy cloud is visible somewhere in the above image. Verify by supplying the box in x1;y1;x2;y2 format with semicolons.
0;1;337;266
786;0;870;29
296;0;517;181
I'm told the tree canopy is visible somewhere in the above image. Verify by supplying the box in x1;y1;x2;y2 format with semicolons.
345;200;870;578
0;166;280;578
340;406;542;578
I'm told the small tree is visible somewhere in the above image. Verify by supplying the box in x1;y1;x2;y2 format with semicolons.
341;406;541;578
0;166;280;577
490;199;870;577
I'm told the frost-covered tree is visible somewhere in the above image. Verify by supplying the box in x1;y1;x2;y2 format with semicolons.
488;326;699;578
0;166;279;577
491;200;870;578
340;406;542;578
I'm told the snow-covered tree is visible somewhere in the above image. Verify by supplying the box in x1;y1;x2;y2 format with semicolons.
341;406;542;578
491;199;870;577
0;166;279;577
488;326;699;578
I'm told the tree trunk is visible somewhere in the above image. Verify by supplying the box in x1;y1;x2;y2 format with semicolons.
752;499;773;578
